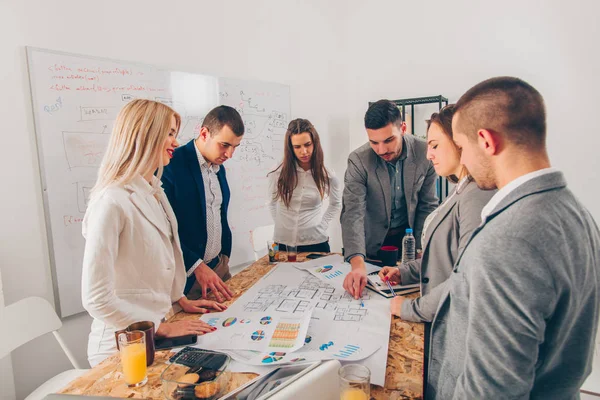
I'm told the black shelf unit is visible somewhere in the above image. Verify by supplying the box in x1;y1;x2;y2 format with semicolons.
370;95;450;202
391;95;448;137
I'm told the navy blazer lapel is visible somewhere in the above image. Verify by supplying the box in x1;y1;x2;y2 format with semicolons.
216;167;229;207
375;158;391;222
183;141;207;222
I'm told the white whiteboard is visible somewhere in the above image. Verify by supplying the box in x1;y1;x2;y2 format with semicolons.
27;47;289;317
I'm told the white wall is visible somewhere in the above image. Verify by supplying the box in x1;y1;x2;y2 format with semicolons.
344;0;600;219
0;0;347;398
0;269;17;400
2;0;599;397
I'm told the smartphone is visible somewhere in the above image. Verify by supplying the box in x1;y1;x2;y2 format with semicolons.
306;253;326;259
155;334;197;350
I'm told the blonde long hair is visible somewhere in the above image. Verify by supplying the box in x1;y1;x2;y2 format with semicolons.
91;99;181;198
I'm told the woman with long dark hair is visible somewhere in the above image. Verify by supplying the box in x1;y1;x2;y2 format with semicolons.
268;118;342;253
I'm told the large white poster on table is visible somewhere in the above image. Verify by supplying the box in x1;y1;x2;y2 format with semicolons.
210;256;392;386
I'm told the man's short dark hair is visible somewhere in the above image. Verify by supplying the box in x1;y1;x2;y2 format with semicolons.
202;105;245;137
454;76;546;149
364;100;403;130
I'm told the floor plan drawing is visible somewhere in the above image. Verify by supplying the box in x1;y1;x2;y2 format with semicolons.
334;304;369;322
240;272;370;321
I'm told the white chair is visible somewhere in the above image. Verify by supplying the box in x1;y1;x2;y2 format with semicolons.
251;224;275;261
0;297;88;400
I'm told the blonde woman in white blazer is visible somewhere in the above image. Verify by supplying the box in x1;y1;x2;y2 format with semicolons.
82;100;225;367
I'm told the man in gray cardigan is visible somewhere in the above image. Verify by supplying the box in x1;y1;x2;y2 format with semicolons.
427;77;600;399
341;100;438;298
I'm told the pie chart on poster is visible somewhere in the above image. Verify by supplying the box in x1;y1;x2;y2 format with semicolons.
251;330;266;341
260;316;272;325
261;352;286;364
222;317;237;327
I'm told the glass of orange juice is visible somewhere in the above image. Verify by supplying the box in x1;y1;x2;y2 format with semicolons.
118;330;148;387
339;364;370;400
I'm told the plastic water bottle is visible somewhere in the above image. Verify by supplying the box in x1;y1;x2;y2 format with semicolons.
402;228;416;263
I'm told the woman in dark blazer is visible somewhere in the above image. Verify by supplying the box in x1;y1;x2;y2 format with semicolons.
379;105;495;323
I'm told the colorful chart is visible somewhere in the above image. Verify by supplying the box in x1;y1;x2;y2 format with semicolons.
333;344;361;358
324;270;343;279
260;316;273;325
239;319;251;324
251;330;266;341
304;335;312;344
222;317;237;327
269;322;301;348
206;317;220;327
290;358;306;362
319;341;334;351
320;265;333;273
261;352;286;364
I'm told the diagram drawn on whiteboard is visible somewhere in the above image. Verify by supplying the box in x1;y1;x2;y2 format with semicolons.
62;131;110;169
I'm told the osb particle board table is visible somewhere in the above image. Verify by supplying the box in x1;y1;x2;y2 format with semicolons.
59;254;424;399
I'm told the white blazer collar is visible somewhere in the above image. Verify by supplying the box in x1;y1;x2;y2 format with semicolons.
125;176;171;239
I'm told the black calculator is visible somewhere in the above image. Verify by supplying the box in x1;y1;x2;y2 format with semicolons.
169;347;228;370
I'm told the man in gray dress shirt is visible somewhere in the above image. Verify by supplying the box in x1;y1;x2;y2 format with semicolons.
341;100;438;298
427;77;600;399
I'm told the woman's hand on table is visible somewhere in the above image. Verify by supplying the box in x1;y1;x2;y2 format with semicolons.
156;319;216;337
178;297;227;314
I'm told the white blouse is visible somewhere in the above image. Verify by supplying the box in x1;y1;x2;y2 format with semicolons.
268;165;342;246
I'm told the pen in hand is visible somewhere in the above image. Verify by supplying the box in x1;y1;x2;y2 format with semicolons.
383;276;397;297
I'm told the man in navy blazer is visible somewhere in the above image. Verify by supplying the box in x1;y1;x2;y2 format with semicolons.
162;106;244;302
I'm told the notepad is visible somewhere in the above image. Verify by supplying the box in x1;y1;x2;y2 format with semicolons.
366;271;420;298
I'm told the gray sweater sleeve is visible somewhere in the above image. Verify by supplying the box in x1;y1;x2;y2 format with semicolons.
400;280;448;322
398;259;422;285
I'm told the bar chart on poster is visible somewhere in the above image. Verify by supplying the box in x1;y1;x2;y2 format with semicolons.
27;47;290;317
